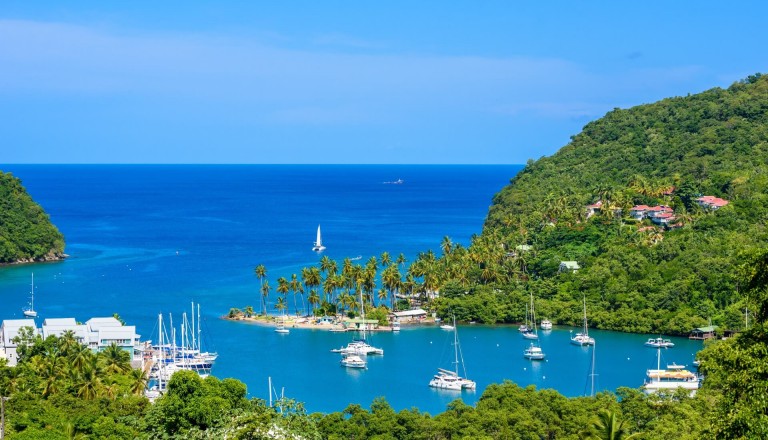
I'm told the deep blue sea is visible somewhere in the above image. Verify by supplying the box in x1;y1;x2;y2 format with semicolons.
0;165;704;414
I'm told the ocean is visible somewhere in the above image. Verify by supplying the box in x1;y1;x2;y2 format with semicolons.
0;165;703;414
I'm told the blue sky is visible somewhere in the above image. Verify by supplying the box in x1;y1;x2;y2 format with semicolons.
2;1;767;164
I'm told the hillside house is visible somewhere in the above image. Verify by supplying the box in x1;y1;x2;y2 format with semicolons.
585;201;603;218
697;196;729;210
559;261;581;273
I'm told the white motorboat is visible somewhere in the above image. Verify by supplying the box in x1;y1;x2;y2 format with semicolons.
540;319;553;330
312;224;326;252
340;354;367;369
523;343;545;360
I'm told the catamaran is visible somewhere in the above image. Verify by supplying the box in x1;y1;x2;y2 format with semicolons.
644;337;674;348
312;224;326;252
429;316;476;390
571;296;595;346
331;290;383;356
23;273;38;318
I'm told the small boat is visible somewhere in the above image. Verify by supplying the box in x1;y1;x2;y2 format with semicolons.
340;354;367;369
645;337;674;348
667;362;686;370
23;273;38;318
429;316;475;391
571;297;595;346
275;325;290;334
523;343;545;360
392;320;401;332
439;323;455;330
384;178;404;185
312;225;326;252
540;319;553;330
518;324;530;333
692;359;701;368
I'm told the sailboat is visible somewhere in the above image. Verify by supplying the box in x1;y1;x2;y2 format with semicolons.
312;224;326;252
571;296;595;346
23;273;38;318
522;292;538;340
642;345;700;395
429;316;476;390
275;308;290;334
331;290;383;356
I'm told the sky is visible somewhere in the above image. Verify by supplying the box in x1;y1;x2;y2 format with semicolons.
1;1;767;164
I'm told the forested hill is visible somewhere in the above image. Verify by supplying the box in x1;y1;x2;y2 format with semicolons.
468;74;768;334
0;171;65;264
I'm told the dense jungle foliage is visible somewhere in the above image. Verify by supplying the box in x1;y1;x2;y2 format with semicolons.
0;171;65;264
430;73;768;335
4;244;768;439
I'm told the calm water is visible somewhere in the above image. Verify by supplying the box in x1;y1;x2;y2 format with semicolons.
0;165;704;414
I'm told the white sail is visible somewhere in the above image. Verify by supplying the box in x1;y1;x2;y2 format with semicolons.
312;225;326;251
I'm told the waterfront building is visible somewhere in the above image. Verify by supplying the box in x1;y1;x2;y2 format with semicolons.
0;319;40;366
1;316;143;367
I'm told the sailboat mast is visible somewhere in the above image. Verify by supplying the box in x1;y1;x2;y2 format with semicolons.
590;343;596;397
30;272;34;310
197;303;201;352
158;313;163;391
191;302;196;353
453;316;459;376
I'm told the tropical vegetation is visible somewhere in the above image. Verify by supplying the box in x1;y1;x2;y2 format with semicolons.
0;171;65;264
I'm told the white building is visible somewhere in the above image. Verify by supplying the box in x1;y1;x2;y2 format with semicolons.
0;319;40;366
1;316;142;367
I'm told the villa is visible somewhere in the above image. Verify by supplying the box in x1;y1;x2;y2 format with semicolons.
1;316;142;367
697;196;729;210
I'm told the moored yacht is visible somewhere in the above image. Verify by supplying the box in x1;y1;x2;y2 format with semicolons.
340;354;367;369
540;319;553;330
571;297;595;346
429;316;475;391
642;347;700;396
644;337;674;348
523;343;545;360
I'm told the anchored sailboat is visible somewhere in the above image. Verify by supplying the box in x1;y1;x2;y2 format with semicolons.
23;273;38;318
571;296;595;346
429;316;476;390
312;225;326;252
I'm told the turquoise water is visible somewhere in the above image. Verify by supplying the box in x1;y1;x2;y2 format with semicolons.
0;165;704;414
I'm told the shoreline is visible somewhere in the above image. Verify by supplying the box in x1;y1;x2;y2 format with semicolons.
222;314;439;332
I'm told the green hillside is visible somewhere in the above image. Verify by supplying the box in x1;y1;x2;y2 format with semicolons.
465;74;768;334
0;171;65;264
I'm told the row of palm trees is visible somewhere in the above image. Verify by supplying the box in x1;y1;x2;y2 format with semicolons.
249;232;534;318
7;329;147;400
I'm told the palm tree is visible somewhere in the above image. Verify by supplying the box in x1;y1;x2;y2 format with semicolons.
261;280;271;316
76;362;103;400
380;251;391;267
579;409;641;440
290;274;304;316
71;345;94;376
244;305;254;318
100;343;131;375
275;296;287;315
254;265;267;315
307;289;320;315
129;368;148;396
277;277;289;313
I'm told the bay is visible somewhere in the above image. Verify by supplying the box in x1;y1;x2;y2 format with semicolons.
0;165;704;414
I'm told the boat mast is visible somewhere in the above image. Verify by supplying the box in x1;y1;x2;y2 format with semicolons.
157;314;163;391
582;297;588;336
197;303;202;352
360;289;366;340
590;342;596;397
453;316;459;376
191;302;196;353
30;272;34;311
